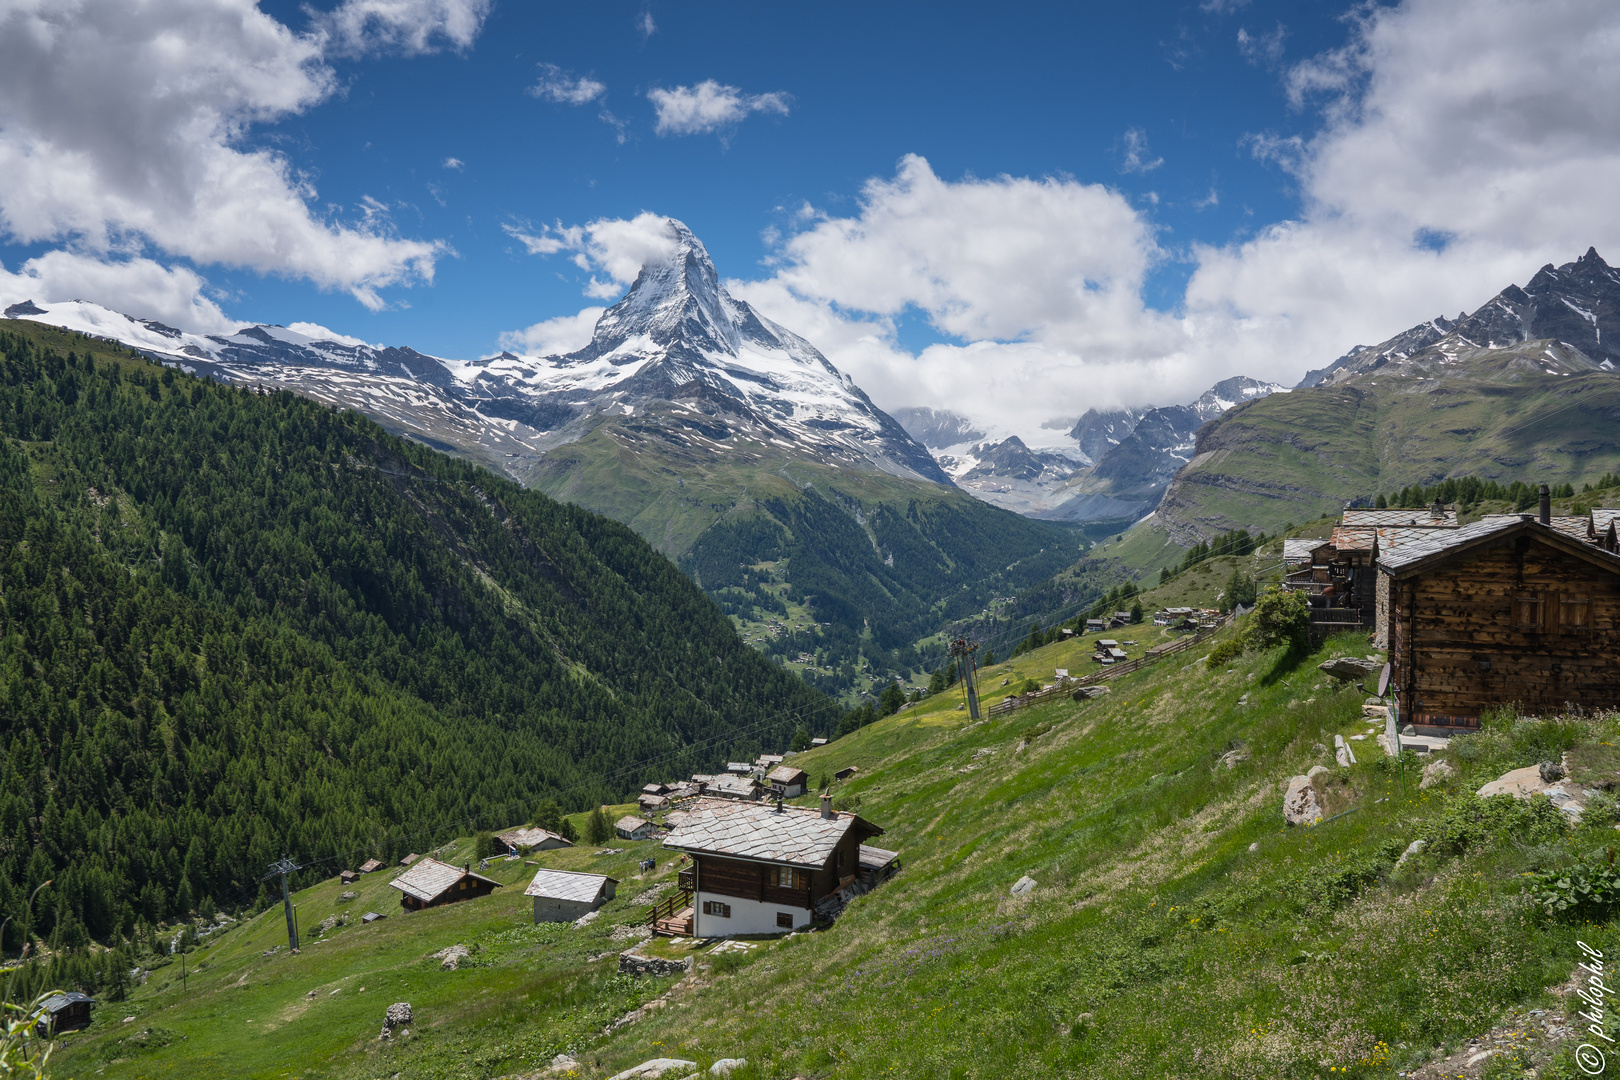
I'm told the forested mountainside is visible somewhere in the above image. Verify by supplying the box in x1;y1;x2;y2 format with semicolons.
0;322;827;953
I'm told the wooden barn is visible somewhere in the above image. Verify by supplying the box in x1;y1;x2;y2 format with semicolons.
492;826;572;855
1378;514;1620;730
34;992;93;1034
656;795;889;937
388;858;502;912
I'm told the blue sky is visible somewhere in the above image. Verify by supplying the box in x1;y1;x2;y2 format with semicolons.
217;0;1344;352
3;0;1619;435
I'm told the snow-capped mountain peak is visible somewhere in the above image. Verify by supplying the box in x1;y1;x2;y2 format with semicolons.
3;218;947;488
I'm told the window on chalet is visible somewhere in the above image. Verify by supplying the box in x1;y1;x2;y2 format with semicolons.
1561;596;1592;632
776;912;793;928
1512;595;1543;630
775;866;800;889
702;901;731;918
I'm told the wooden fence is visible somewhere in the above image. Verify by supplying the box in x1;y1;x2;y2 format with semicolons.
987;615;1233;718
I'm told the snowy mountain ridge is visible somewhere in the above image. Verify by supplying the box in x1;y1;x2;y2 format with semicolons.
2;219;945;489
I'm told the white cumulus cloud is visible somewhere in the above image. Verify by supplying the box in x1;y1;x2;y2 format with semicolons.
314;0;490;56
0;250;238;334
530;64;607;106
647;80;789;137
496;307;606;356
0;0;483;315
1119;128;1163;174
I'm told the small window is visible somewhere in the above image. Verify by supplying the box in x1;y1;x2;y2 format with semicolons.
776;911;794;929
1562;596;1593;633
702;901;731;918
836;849;846;872
1512;595;1543;629
776;865;797;889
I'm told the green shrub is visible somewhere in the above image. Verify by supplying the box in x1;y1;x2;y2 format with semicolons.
1206;637;1244;668
1244;587;1310;652
1525;849;1620;922
473;831;497;860
1421;792;1567;857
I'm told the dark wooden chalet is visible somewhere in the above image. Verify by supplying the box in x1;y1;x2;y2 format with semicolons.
388;857;502;912
654;795;888;937
35;992;93;1034
1378;514;1620;731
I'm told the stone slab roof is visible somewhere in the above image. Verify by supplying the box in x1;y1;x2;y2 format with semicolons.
495;826;570;849
1342;507;1459;528
523;868;616;903
766;765;807;783
1282;538;1317;563
1328;526;1377;552
388;857;500;903
858;844;899;871
663;797;882;869
1593;508;1620;531
1377;516;1620;578
616;815;649;832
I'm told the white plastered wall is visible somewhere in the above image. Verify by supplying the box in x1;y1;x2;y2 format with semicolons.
693;889;810;937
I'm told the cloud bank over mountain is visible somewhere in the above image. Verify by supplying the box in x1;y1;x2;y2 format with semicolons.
510;0;1620;437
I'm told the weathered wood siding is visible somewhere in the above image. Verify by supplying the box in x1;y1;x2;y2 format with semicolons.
809;830;866;900
695;854;812;908
1389;536;1620;723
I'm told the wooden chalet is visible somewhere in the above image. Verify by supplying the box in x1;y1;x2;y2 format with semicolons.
638;793;671;814
1595;509;1620;553
357;859;383;874
34;992;93;1034
654;795;889;937
765;765;808;798
388;858;502;912
1378;513;1620;731
834;765;859;781
492;826;572;855
339;869;358;884
616;815;657;840
642;782;670;796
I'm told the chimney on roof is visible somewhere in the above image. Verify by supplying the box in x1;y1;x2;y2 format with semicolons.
821;793;835;820
774;795;784;814
1539;483;1551;526
464;863;470;874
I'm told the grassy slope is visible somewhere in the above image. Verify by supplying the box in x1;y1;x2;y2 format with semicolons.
1160;348;1620;542
53;628;1618;1080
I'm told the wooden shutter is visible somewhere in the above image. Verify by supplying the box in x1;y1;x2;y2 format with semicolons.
1561;595;1592;633
1512;595;1543;630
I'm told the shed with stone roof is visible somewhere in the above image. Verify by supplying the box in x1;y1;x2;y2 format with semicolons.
492;826;573;855
524;868;618;923
388;857;502;912
1378;513;1620;730
660;795;887;937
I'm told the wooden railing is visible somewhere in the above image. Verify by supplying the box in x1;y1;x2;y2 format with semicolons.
647;885;693;931
987;615;1232;717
